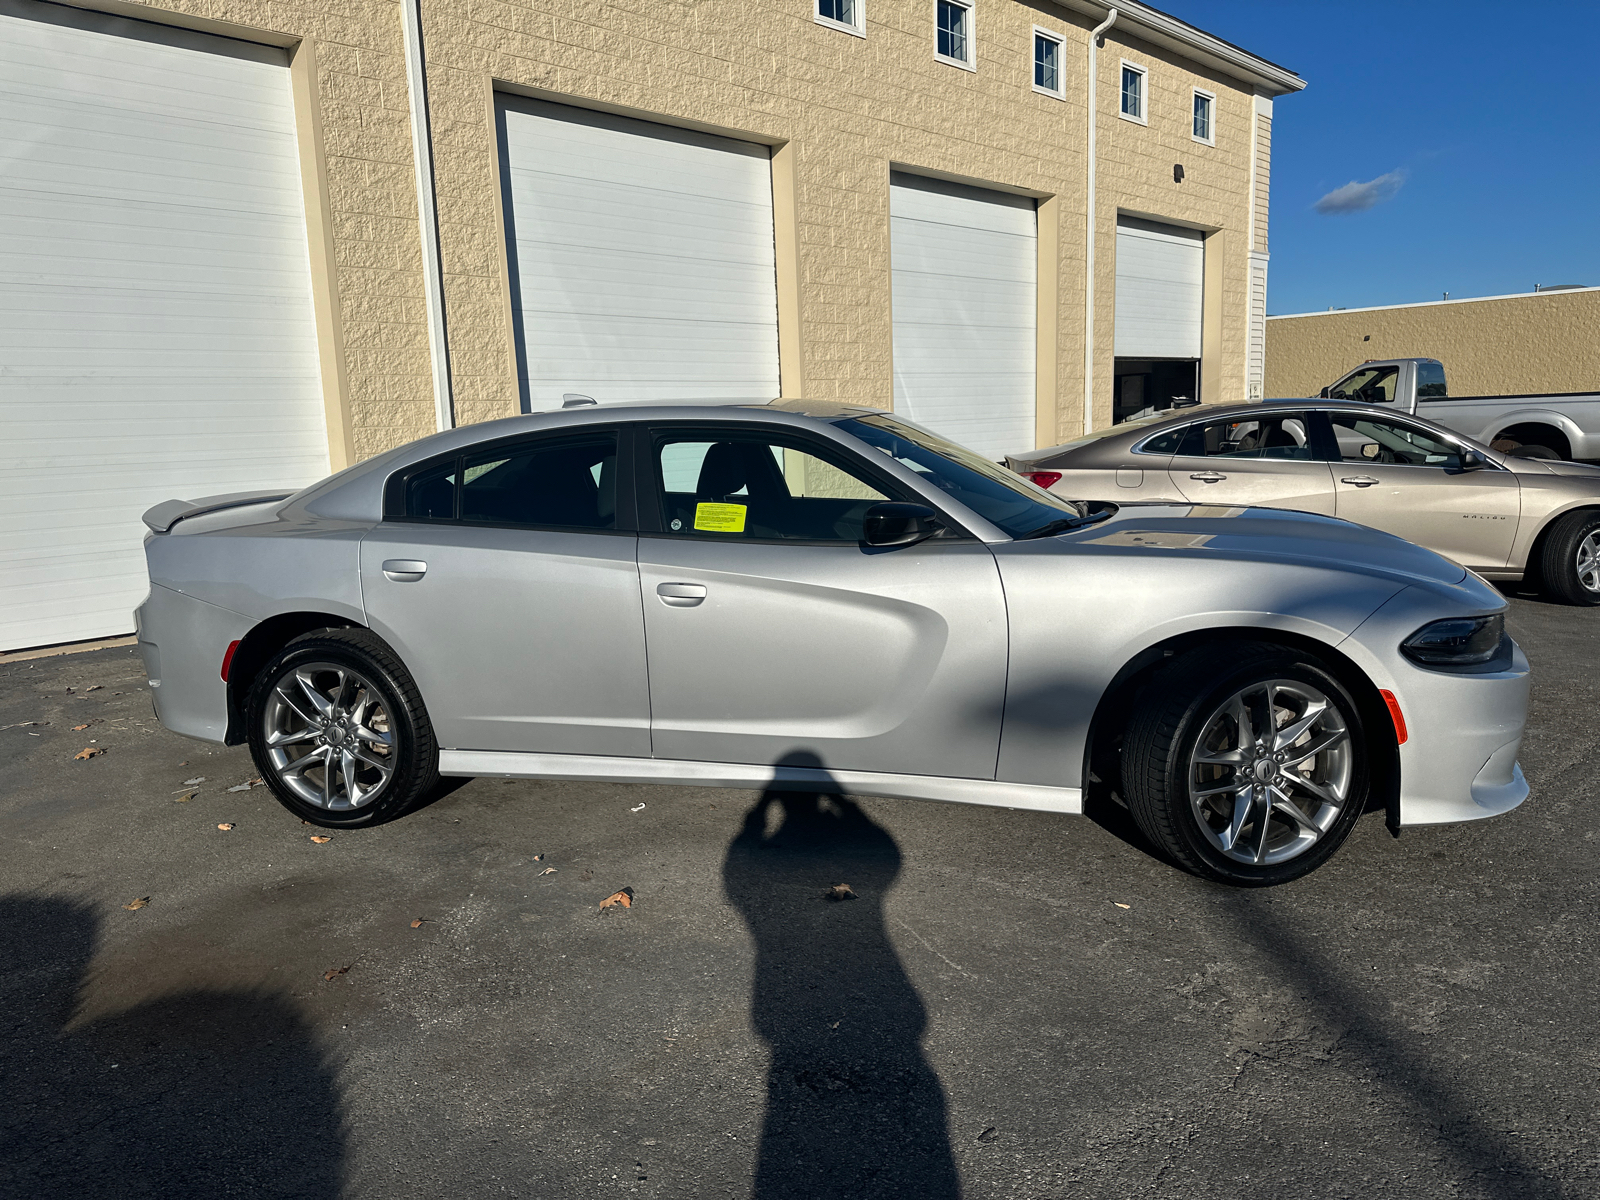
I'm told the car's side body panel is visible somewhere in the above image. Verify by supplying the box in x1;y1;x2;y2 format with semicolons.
636;535;1009;778
135;581;254;742
358;524;652;757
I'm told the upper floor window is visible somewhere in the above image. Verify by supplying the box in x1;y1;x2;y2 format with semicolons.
936;0;974;70
1033;28;1063;97
815;0;864;37
1120;61;1146;124
1192;89;1215;144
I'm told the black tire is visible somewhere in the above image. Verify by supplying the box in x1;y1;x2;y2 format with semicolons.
246;628;440;827
1122;642;1370;887
1537;510;1600;607
1507;443;1561;461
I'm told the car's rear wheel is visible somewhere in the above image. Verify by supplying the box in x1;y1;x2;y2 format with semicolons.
246;629;439;827
1537;510;1600;607
1122;643;1369;886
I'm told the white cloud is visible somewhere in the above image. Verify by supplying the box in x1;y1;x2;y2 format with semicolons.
1314;170;1407;215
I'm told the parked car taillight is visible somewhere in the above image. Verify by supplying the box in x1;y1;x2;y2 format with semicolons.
1026;471;1062;489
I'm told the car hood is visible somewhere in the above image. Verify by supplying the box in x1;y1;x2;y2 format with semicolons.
1044;503;1469;588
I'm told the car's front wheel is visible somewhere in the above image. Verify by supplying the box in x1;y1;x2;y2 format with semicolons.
1537;510;1600;607
1122;643;1369;886
246;629;440;827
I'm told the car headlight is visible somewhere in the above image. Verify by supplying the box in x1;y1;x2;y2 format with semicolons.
1400;613;1505;666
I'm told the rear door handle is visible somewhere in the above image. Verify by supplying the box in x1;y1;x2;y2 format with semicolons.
1341;476;1379;487
656;582;707;607
1189;472;1227;483
382;559;427;582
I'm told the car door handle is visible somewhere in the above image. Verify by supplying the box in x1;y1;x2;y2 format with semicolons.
381;559;427;582
1189;472;1227;483
1340;476;1380;487
656;582;707;607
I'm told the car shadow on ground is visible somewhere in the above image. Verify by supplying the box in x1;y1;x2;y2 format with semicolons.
722;754;962;1200
0;895;345;1199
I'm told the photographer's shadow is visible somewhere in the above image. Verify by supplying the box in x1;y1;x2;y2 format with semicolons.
722;756;961;1199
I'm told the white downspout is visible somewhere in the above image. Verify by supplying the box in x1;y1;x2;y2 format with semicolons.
1084;7;1117;435
401;0;454;431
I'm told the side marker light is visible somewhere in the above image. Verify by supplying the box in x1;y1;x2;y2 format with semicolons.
221;640;241;682
1379;689;1408;745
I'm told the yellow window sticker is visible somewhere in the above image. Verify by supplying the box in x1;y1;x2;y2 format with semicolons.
693;502;747;533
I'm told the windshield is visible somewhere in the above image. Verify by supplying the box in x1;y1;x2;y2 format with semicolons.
835;414;1084;538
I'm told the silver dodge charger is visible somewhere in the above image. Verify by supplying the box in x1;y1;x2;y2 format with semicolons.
135;401;1530;886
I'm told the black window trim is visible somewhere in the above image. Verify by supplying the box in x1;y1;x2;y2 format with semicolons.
381;425;640;534
634;419;977;546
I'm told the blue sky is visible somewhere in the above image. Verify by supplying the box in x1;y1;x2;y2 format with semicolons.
1172;1;1600;315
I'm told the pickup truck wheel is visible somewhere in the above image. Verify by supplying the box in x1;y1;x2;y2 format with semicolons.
1538;511;1600;607
1122;643;1368;887
1506;443;1560;461
246;629;441;827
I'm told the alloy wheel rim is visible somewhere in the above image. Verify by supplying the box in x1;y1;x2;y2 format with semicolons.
1188;679;1352;866
262;661;396;810
1575;532;1600;593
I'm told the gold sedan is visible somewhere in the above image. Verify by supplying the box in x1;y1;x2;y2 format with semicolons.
1009;399;1600;605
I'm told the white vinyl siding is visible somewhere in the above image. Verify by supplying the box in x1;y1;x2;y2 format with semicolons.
0;0;327;651
497;97;780;410
1113;217;1204;359
1247;252;1269;399
889;173;1036;461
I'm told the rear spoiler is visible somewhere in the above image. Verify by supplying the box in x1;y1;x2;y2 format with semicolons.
142;490;293;534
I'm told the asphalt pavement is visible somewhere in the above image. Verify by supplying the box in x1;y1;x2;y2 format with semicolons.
1;592;1595;1199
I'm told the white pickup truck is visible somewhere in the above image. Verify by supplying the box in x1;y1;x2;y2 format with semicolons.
1314;358;1600;461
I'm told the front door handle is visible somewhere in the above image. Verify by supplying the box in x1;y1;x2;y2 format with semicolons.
1340;476;1380;487
656;582;707;607
382;559;427;582
1189;472;1227;483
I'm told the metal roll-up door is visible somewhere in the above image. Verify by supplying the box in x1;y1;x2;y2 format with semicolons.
0;0;329;651
497;97;781;410
1114;217;1204;359
890;173;1037;462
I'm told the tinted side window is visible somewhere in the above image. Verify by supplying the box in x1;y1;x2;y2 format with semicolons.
406;460;457;520
1138;426;1190;455
1416;362;1448;399
653;432;891;542
460;433;618;529
1187;414;1315;461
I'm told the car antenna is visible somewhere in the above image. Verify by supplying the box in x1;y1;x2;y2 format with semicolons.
562;393;597;408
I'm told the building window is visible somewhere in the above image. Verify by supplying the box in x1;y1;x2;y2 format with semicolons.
1033;28;1063;97
1192;89;1215;144
1120;60;1147;124
936;0;974;70
815;0;864;37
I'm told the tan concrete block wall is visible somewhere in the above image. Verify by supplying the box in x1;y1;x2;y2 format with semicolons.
1264;290;1600;399
422;0;1263;449
1091;26;1259;425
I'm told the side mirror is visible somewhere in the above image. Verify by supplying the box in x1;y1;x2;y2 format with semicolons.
1457;450;1487;472
1319;386;1333;398
863;502;943;547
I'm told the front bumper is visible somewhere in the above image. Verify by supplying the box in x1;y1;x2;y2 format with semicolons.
135;582;251;744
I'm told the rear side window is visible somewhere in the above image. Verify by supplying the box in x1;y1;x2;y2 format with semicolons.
1137;427;1190;455
1184;414;1316;460
1416;361;1448;399
394;431;619;529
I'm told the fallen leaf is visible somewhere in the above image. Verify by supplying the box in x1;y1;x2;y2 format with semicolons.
72;723;90;732
978;1126;999;1144
599;888;634;910
178;761;188;766
217;823;234;831
630;803;646;813
172;791;197;803
410;918;425;929
74;747;103;760
539;867;557;876
123;897;149;911
1113;902;1131;910
323;965;350;981
226;782;253;793
532;853;543;862
86;685;103;692
823;884;856;902
580;869;594;882
183;777;205;785
310;835;332;844
0;721;47;730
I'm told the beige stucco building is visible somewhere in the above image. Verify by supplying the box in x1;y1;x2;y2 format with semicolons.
1;0;1301;648
1265;286;1600;400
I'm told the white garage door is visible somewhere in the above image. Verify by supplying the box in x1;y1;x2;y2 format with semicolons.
890;173;1037;462
0;1;327;651
498;97;781;410
1114;217;1204;359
